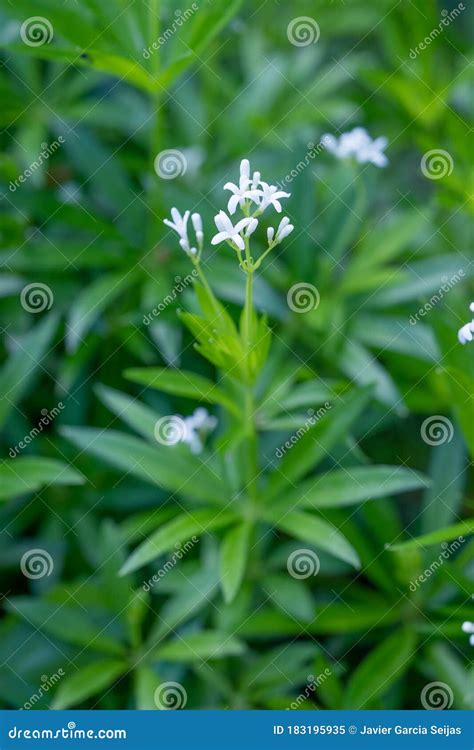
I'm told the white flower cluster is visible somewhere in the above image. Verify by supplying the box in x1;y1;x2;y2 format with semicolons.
322;127;388;167
164;208;203;257
181;407;217;454
163;159;294;260
457;302;474;345
461;620;474;646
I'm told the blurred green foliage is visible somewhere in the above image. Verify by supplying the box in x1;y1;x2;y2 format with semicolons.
0;0;472;710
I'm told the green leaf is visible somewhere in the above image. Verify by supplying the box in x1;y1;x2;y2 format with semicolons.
387;520;474;552
61;426;223;503
7;599;125;656
95;384;161;442
66;271;137;353
120;510;237;575
219;522;251;603
264;575;315;623
424;642;473;710
370;255;473;308
442;367;474;458
289;465;428;509
153;631;245;662
349;210;427;272
133;666;160;710
0;458;83;501
52;660;127;709
0;314;57;428
266;510;360;569
351;314;439;362
339;340;401;409
265;387;372;500
124;367;239;416
240;601;403;638
148;566;220;643
421;433;465;533
343;629;417;708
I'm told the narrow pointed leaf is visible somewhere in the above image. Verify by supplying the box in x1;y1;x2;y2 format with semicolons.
124;367;239;415
343;629;417;709
286;465;428;509
61;426;223;503
266;510;360;569
0;458;84;501
52;660;127;709
220;522;251;603
265;388;372;500
120;510;237;575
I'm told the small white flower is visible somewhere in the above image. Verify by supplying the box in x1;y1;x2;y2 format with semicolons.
458;302;474;345
323;127;388;167
211;210;258;251
245;217;259;238
183;407;217;454
164;207;189;239
267;216;294;245
462;621;474;646
275;216;294;241
224;159;262;215
164;207;203;256
191;212;203;250
256;182;291;213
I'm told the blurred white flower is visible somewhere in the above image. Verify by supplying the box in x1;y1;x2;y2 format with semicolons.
458;302;474;344
461;621;474;646
183;407;217;454
212;210;258;251
323;127;388;167
164;207;203;255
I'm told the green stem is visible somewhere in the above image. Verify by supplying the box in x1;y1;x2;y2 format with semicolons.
242;248;259;506
244;385;258;506
244;268;253;352
253;242;275;271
